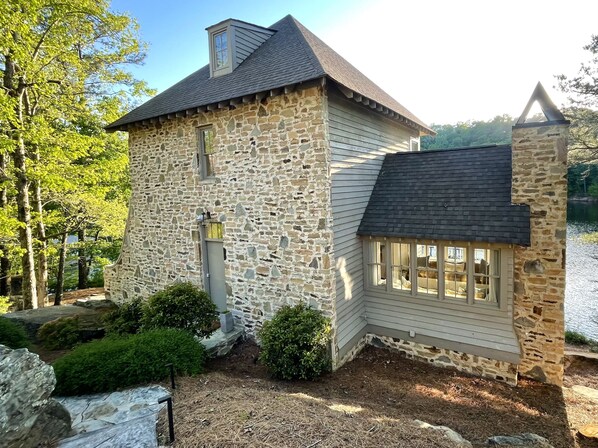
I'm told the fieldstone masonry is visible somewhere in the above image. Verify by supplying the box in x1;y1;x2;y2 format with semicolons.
511;122;569;385
105;86;337;339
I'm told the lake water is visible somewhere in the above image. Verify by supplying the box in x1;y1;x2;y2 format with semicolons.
566;201;598;339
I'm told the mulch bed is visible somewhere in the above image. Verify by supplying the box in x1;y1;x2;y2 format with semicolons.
160;342;598;448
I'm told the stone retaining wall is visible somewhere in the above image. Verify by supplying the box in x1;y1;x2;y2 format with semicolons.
105;86;337;336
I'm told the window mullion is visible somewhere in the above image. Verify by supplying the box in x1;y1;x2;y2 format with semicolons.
385;240;391;293
467;246;474;305
410;242;417;296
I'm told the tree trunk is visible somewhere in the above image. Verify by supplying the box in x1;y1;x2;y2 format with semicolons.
54;231;68;306
0;153;11;297
78;228;88;289
13;132;38;308
32;149;47;306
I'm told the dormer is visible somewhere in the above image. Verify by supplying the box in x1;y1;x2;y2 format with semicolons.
207;19;275;78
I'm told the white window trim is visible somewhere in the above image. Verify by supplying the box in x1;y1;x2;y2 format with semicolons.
410;137;420;152
364;238;509;312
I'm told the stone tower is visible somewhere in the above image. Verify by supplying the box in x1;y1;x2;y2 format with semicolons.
511;82;570;385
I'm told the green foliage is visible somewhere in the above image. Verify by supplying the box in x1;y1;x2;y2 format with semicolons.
103;298;145;336
52;329;206;395
37;316;80;350
421;115;514;151
142;283;217;339
589;183;598;198
0;317;29;349
565;330;591;345
258;303;332;380
0;296;13;314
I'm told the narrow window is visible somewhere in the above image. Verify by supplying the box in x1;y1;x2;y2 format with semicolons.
198;127;215;179
416;244;438;297
410;137;420;152
474;248;500;303
213;31;228;69
444;245;467;299
368;241;386;287
391;243;411;291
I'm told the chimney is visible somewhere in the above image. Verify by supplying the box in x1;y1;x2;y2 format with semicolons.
511;82;570;385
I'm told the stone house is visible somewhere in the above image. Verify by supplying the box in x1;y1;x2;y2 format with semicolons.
105;15;569;386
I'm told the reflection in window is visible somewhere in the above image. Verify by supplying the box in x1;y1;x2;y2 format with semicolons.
214;31;228;69
444;246;467;299
391;243;411;291
199;127;215;178
474;248;500;303
368;241;386;287
416;244;438;297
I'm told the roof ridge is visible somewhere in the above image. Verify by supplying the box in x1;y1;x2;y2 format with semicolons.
395;144;511;156
281;16;325;78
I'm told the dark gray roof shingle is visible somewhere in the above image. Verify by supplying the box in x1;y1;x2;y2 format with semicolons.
107;15;431;133
357;145;531;246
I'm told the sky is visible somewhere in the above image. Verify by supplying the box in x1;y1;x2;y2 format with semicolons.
110;0;598;125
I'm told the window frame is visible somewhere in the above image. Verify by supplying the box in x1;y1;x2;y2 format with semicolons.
197;126;216;180
209;25;233;77
364;238;509;311
410;137;420;152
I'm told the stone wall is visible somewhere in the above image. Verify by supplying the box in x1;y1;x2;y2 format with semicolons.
365;334;518;385
511;122;569;385
105;86;337;336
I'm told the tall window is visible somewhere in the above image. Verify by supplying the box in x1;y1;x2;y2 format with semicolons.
474;248;500;303
198;127;215;179
391;243;411;291
368;241;386;287
206;222;223;240
416;244;438;296
444;245;467;299
213;31;228;69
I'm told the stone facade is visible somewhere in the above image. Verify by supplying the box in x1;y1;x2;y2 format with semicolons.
366;334;519;385
105;86;337;337
511;122;569;385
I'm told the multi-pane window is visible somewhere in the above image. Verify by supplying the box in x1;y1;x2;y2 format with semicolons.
416;244;438;297
206;222;223;240
368;241;386;287
444;245;467;299
213;31;228;69
391;243;411;291
474;248;500;303
367;241;504;307
198;127;215;179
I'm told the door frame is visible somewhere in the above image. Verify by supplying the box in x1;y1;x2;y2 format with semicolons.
199;220;226;309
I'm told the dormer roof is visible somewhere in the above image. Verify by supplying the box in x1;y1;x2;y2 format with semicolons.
107;15;433;134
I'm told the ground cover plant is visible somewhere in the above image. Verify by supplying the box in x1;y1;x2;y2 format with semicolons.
259;303;331;380
565;330;598;352
0;317;29;349
53;328;206;395
37;316;80;350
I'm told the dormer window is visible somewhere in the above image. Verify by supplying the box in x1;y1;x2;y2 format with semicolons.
213;31;229;69
207;19;275;78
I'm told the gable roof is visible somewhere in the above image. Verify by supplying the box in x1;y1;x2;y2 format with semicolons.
357;145;531;246
515;82;570;127
107;15;432;134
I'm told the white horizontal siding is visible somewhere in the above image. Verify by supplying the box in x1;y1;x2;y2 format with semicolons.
329;90;416;356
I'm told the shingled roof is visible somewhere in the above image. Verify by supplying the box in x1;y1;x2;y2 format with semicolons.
357;145;531;246
107;15;432;133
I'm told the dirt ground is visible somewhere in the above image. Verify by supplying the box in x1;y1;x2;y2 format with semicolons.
160;342;598;448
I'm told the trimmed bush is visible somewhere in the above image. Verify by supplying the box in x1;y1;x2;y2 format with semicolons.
142;282;217;338
103;298;145;336
37;316;80;350
0;316;29;349
565;330;591;345
258;303;331;380
53;328;206;395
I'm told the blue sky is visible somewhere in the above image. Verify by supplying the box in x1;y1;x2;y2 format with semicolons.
111;0;598;124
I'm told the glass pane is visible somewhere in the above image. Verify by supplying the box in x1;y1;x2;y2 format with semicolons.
205;153;214;177
369;241;386;287
416;244;438;297
444;246;467;299
207;222;223;240
473;248;499;304
214;31;228;68
391;243;411;291
202;129;215;154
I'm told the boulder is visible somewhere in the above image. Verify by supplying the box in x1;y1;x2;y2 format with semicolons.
486;433;553;447
414;420;473;447
0;344;71;447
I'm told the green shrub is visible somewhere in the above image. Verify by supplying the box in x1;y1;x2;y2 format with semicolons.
565;330;592;345
37;316;80;350
258;303;331;380
0;316;29;349
142;282;217;339
0;296;13;314
103;298;145;336
52;328;205;395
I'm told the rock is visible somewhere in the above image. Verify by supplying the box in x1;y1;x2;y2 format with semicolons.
201;327;245;357
414;420;472;447
73;298;116;311
0;345;71;447
572;385;598;401
486;433;553;447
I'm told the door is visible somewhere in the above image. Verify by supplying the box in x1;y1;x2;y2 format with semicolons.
206;240;227;312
